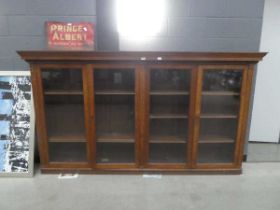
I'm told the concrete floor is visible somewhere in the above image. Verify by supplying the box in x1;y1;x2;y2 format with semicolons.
1;163;280;210
248;142;280;162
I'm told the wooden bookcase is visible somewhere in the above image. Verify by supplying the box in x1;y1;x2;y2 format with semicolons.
18;51;266;174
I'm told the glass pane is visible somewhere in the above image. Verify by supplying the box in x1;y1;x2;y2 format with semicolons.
149;69;190;163
149;119;188;163
44;95;85;139
49;142;87;162
198;144;234;163
201;95;240;116
96;143;134;163
94;69;135;163
150;96;189;115
42;69;87;163
198;69;242;164
150;119;188;140
151;69;190;91
149;144;186;163
203;70;242;92
94;69;134;92
42;69;83;92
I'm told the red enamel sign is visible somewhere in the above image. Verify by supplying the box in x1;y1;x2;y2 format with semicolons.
46;22;94;49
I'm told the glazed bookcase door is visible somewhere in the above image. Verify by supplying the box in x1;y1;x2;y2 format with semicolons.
40;66;89;164
145;65;193;167
195;66;246;166
92;65;139;167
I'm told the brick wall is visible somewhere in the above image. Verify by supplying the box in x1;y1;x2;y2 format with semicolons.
119;0;265;52
0;0;265;69
0;0;96;70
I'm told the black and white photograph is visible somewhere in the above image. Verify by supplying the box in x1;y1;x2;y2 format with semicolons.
0;72;34;176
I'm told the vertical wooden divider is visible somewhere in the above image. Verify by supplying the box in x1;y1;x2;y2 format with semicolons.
234;65;254;167
140;65;150;167
189;66;203;168
31;64;49;166
135;65;142;167
83;64;95;168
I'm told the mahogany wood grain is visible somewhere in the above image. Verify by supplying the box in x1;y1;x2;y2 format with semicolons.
200;114;238;119
195;65;247;168
44;162;90;169
95;164;137;170
149;135;186;144
142;66;150;166
234;65;255;167
202;91;239;96
149;114;188;119
190;67;203;168
41;167;242;174
44;90;83;95
199;135;235;144
96;134;134;143
30;64;49;165
150;91;189;95
186;67;198;168
83;64;95;168
95;91;135;95
18;51;266;63
19;51;266;174
135;65;142;167
48;135;86;142
195;163;236;169
144;164;186;170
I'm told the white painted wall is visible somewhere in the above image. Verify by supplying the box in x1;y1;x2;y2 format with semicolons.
249;0;280;142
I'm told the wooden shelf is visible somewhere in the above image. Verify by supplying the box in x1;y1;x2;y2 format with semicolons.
202;91;240;96
46;104;86;143
150;91;189;96
96;134;135;143
201;114;238;119
95;90;135;95
150;135;186;144
199;136;235;144
150;114;188;119
49;134;86;143
44;90;83;95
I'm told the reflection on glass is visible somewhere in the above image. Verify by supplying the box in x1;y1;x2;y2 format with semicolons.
151;69;190;92
203;70;242;92
94;69;134;92
94;69;135;163
198;69;242;164
42;69;83;92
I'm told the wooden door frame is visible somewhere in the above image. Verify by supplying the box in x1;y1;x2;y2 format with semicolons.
30;64;49;168
142;63;196;169
83;64;95;168
90;63;141;169
191;64;250;169
234;64;254;167
32;62;255;172
31;63;91;169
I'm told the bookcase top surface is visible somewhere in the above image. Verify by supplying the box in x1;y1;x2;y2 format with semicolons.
18;51;266;63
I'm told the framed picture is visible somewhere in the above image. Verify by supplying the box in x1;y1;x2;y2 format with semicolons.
0;71;34;177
